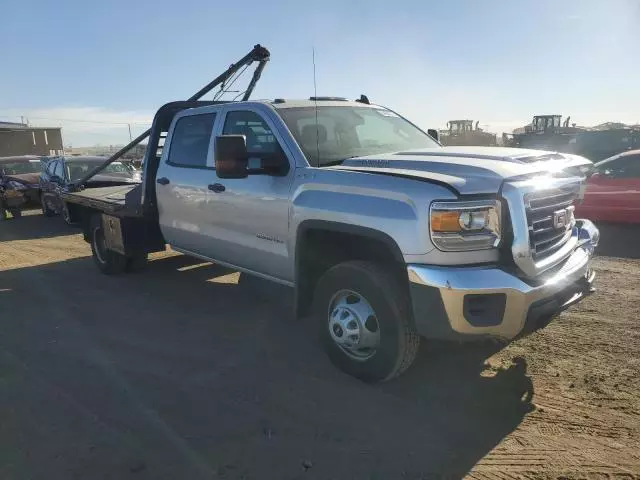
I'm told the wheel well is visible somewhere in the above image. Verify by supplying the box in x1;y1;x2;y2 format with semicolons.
64;204;97;241
295;225;407;318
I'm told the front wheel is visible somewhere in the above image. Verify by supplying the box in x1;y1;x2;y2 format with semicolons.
313;261;420;383
90;214;127;275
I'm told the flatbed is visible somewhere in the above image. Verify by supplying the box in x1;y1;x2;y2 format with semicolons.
63;184;142;217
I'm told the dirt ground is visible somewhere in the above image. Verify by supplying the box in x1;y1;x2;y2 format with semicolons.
0;210;638;480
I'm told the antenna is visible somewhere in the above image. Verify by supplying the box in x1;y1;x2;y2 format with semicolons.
313;47;320;167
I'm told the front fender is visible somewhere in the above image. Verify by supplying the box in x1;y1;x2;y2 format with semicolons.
290;168;453;258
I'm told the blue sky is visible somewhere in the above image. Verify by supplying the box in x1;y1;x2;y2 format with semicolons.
1;0;638;146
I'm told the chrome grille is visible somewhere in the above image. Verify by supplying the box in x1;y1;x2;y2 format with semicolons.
525;183;580;261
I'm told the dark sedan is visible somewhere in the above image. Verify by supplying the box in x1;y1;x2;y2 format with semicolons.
0;155;47;220
40;156;141;222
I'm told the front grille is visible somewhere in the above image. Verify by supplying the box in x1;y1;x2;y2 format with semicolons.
525;183;580;261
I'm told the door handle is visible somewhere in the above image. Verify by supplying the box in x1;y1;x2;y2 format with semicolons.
208;183;226;193
157;177;170;185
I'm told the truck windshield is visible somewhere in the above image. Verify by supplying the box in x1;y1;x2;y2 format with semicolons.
277;106;438;167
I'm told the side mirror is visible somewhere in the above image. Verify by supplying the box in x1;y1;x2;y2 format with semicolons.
427;129;440;142
215;135;248;179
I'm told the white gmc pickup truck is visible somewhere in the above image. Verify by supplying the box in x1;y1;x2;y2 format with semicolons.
62;47;600;382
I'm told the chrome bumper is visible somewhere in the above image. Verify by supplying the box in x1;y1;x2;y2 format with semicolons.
407;219;598;341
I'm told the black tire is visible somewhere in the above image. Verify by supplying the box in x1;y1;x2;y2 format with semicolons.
313;260;420;383
9;208;22;219
0;201;7;221
41;195;55;217
90;214;127;275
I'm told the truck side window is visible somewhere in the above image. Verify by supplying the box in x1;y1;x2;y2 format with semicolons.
222;111;279;154
167;113;216;168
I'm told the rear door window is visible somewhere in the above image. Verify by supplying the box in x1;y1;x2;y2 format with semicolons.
167;113;216;168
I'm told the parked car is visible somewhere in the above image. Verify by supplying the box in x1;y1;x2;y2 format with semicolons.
574;149;640;224
0;155;46;220
40;156;141;223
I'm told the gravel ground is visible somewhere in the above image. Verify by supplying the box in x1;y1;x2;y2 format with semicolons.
0;210;638;480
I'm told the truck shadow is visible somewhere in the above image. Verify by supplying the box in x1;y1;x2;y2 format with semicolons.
0;253;531;479
0;209;77;241
594;222;640;259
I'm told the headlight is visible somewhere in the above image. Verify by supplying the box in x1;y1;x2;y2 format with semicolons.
430;200;501;251
7;181;26;191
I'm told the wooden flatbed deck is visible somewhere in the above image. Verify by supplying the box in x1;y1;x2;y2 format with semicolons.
62;184;144;217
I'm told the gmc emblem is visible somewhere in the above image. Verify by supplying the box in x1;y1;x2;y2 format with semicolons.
553;206;574;229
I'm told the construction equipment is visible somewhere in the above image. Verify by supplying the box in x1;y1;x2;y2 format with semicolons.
439;120;497;147
508;114;640;161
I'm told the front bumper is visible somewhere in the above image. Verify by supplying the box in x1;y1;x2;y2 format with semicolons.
407;219;599;341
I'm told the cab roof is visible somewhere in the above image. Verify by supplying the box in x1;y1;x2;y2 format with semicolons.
266;98;377;109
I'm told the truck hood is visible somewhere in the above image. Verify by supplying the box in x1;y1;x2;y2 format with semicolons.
4;173;40;186
331;146;591;195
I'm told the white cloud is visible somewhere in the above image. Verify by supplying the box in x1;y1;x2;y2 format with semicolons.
0;106;154;147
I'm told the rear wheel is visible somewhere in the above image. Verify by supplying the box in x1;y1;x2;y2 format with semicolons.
313;260;420;382
90;214;127;275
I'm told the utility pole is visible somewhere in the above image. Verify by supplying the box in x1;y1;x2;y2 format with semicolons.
128;123;132;142
20;115;24;125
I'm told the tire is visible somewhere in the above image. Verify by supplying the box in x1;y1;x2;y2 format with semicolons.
0;201;7;221
9;208;22;219
313;260;420;383
90;214;127;275
41;195;55;217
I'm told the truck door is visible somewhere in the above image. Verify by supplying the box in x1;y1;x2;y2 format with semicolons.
206;106;295;283
155;110;219;253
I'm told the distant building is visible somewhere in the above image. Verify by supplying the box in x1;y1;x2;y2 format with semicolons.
0;122;64;157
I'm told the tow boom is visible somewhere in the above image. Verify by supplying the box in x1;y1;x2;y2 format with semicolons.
74;44;270;187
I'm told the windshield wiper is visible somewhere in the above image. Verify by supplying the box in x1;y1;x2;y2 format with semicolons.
319;157;361;167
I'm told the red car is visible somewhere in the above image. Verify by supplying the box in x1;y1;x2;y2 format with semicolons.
575;149;640;224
